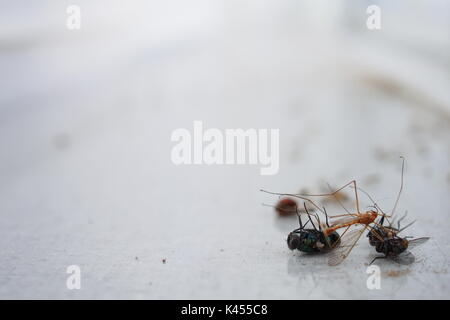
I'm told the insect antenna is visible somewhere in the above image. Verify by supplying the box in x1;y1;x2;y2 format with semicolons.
262;203;278;209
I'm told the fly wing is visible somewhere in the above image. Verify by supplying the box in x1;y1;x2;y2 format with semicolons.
407;237;430;250
328;226;366;266
389;251;415;265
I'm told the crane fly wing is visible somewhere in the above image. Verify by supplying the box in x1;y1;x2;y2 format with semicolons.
329;215;357;227
389;251;415;265
328;226;366;266
407;237;430;250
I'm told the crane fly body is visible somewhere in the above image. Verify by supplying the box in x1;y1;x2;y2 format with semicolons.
322;210;378;236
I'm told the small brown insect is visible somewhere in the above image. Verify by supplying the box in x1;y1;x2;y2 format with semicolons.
275;198;298;216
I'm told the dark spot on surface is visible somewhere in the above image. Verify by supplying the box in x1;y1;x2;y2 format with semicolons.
363;174;381;186
162;258;166;264
52;133;71;150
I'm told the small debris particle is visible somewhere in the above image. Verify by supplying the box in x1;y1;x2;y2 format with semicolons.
220;249;224;252
275;198;298;216
135;256;139;260
386;269;410;277
162;258;167;264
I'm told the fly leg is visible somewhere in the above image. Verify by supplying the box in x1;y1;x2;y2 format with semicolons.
294;204;303;229
370;256;386;265
303;202;319;231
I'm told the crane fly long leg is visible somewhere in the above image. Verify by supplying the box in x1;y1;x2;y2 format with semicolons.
328;225;367;266
260;189;325;215
294;180;362;214
391;156;405;219
349;185;392;224
326;182;351;215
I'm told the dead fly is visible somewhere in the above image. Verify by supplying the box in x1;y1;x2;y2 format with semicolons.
286;202;340;253
368;213;429;265
363;158;430;264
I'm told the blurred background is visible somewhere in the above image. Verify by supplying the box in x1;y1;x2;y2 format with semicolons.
0;0;449;299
